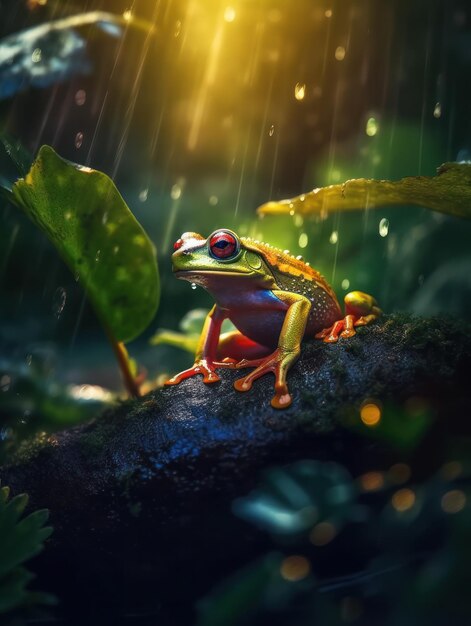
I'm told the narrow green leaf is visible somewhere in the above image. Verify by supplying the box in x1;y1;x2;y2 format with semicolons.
11;145;160;343
0;489;54;614
4;493;29;521
0;567;33;613
257;162;471;220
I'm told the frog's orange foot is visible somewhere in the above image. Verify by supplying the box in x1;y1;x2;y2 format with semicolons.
315;312;378;343
165;358;236;386
233;348;298;409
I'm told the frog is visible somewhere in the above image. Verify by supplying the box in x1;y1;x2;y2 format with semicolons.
165;229;381;409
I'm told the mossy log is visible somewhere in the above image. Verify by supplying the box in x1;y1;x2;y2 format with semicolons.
1;314;470;622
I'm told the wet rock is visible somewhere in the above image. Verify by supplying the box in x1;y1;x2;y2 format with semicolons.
1;313;470;622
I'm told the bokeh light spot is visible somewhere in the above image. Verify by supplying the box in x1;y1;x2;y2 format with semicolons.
392;488;416;512
360;471;384;491
441;461;463;481
360;402;381;426
280;555;311;581
441;489;466;514
388;463;411;484
310;521;336;546
224;7;236;22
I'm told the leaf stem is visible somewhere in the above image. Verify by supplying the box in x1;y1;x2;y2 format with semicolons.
108;337;141;399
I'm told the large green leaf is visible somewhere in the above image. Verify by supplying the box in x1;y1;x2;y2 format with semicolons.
11;145;159;343
257;162;471;220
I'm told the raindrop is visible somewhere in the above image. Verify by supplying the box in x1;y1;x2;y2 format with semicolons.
171;184;182;200
75;89;86;106
95;250;101;262
75;132;84;149
26;354;33;366
174;20;182;37
294;83;306;101
52;287;67;319
365;117;378;137
325;9;332;17
139;188;148;202
191;283;197;290
379;218;389;237
341;279;350;290
268;125;275;136
31;48;42;63
123;9;132;21
433;102;442;118
294;215;304;227
298;233;308;248
329;231;338;244
334;46;346;61
209;195;218;206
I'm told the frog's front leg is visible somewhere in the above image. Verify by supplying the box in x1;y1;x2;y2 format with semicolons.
165;305;235;386
233;291;311;409
315;291;381;343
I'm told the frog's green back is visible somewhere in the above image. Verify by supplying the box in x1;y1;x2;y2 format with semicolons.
241;237;340;307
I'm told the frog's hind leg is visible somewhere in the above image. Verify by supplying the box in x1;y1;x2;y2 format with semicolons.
217;331;272;363
315;291;381;343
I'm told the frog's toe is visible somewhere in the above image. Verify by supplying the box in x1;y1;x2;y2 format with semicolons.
234;377;253;392
271;382;292;409
323;334;339;343
340;328;356;339
203;371;221;384
354;313;378;327
315;327;331;339
234;357;266;369
164;376;181;386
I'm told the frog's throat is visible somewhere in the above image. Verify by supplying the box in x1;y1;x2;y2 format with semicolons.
174;269;256;279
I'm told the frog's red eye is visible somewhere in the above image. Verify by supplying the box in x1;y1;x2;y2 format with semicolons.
173;238;184;251
209;231;239;259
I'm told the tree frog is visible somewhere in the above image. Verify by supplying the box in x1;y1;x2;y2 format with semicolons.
165;229;381;409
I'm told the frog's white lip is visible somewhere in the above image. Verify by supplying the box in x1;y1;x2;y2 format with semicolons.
174;269;254;278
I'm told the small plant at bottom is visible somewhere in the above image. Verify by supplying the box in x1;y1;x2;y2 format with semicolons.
0;484;55;617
